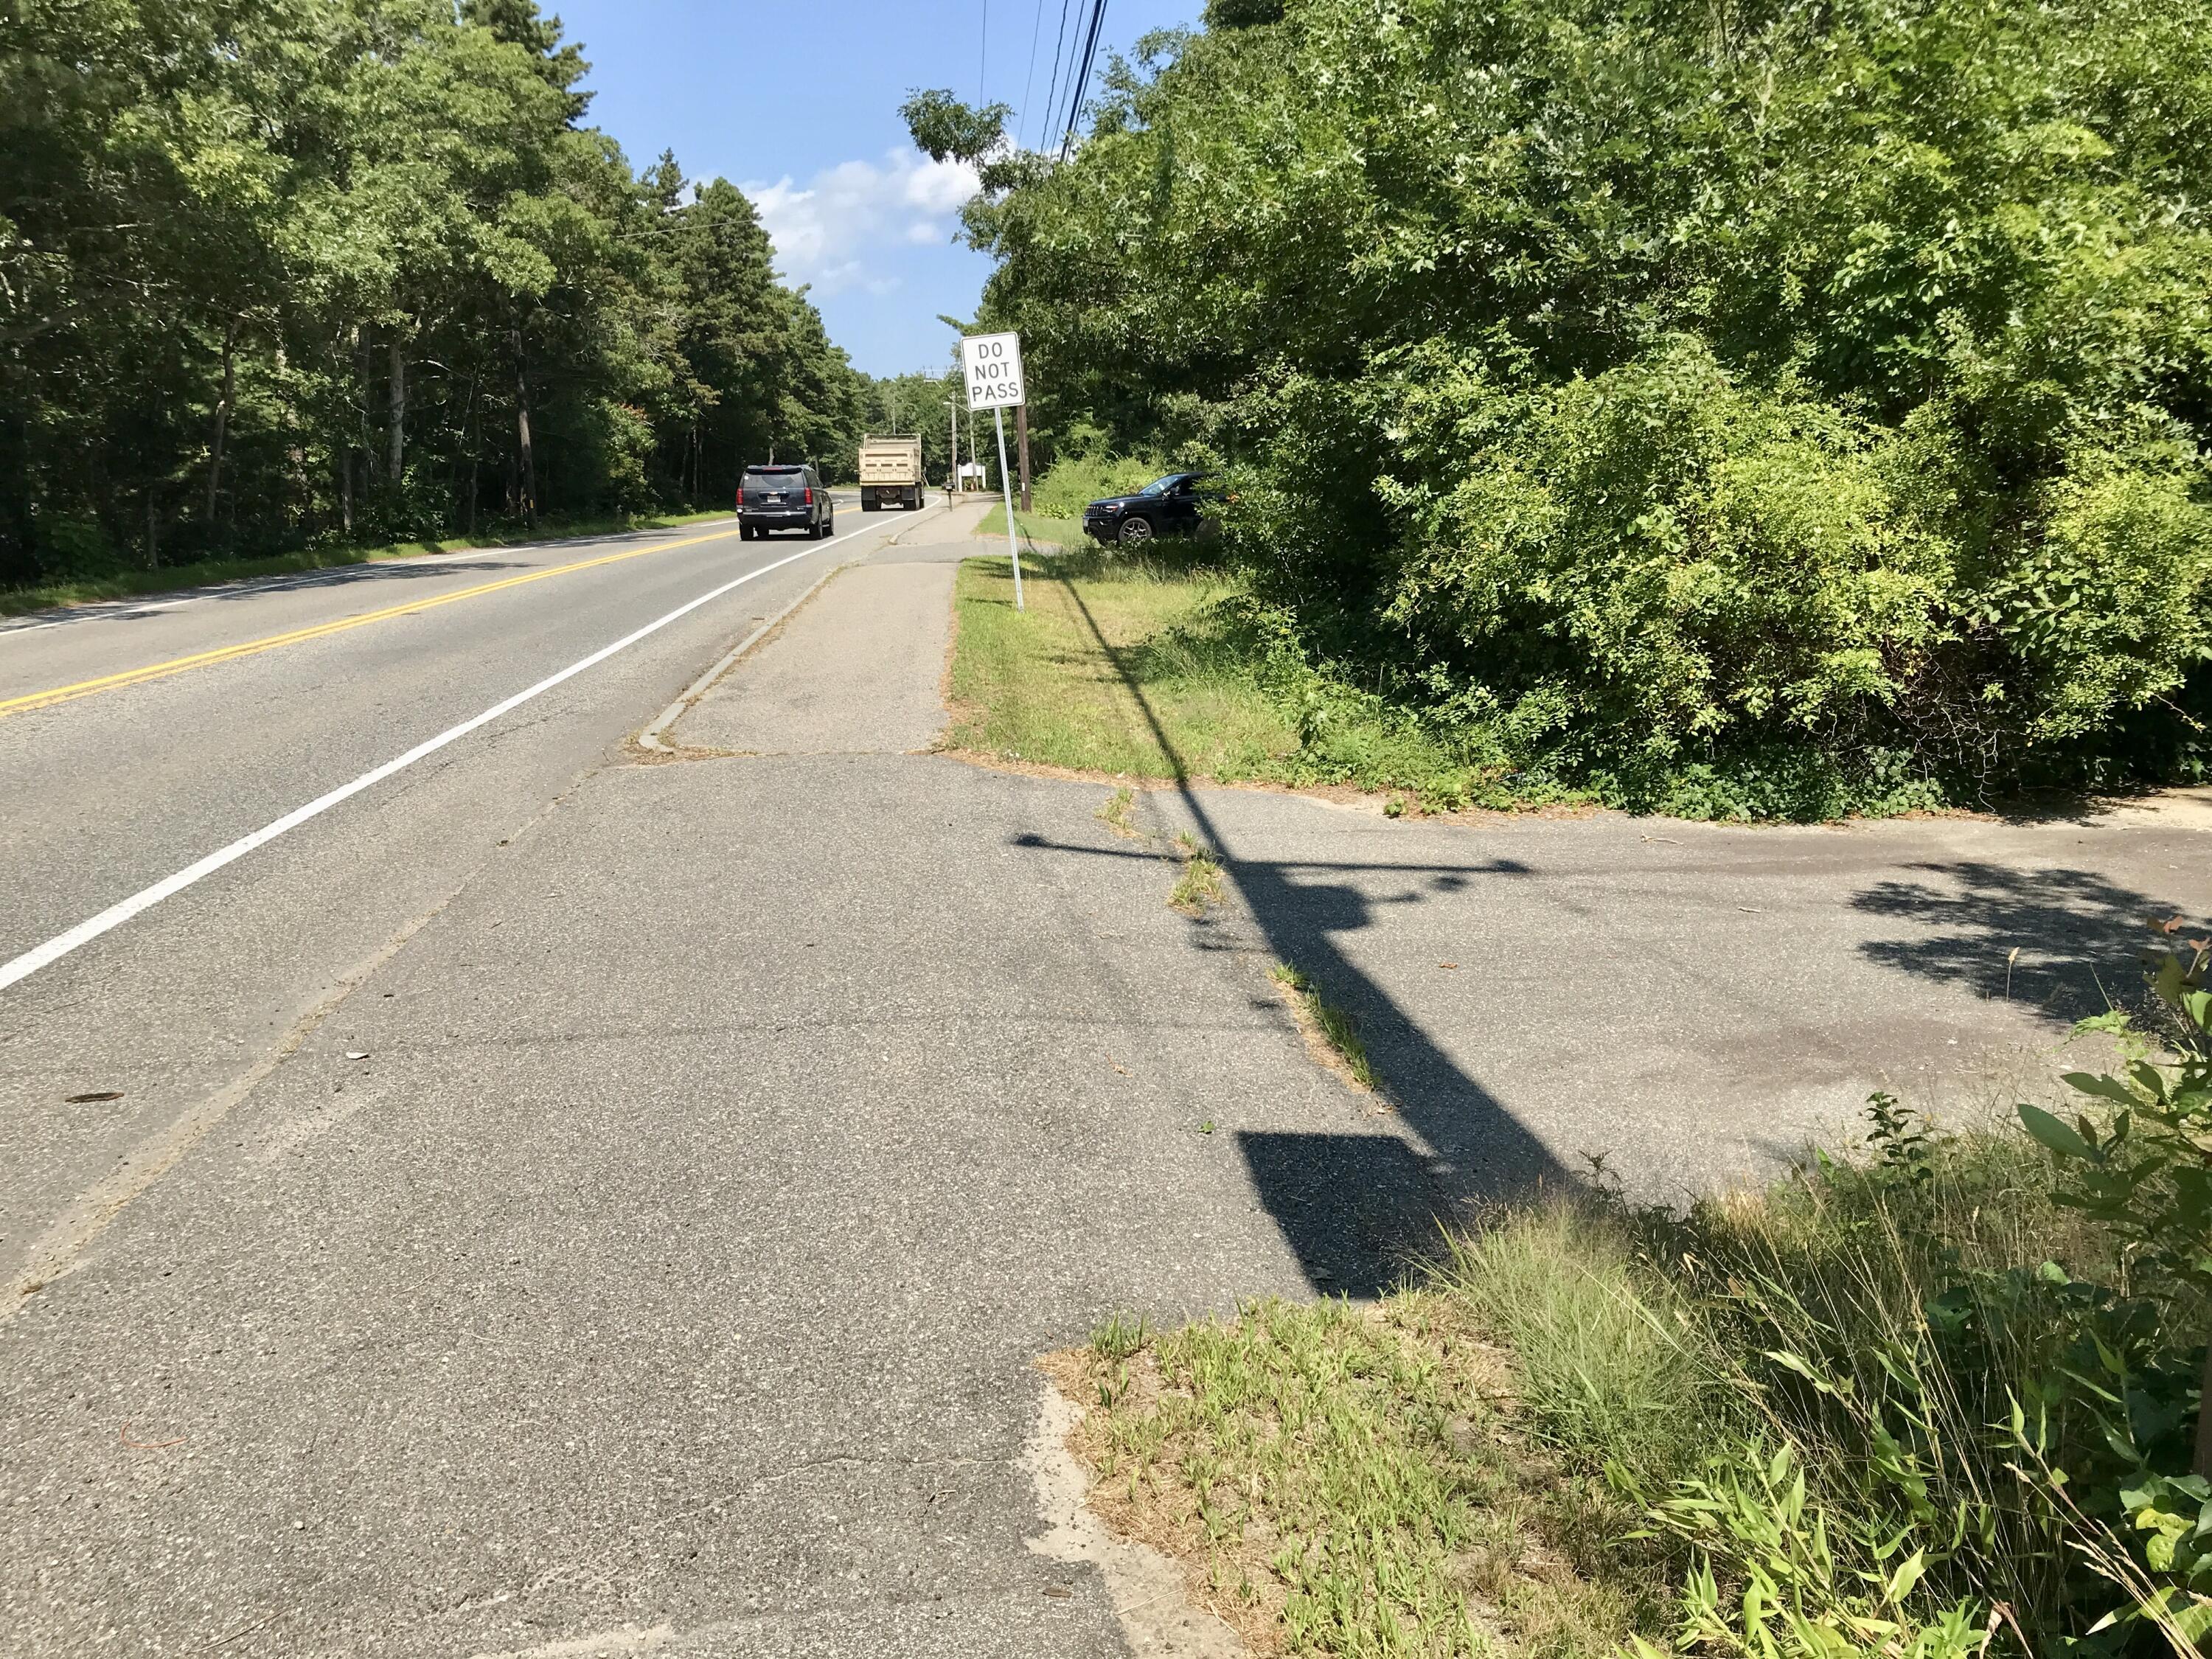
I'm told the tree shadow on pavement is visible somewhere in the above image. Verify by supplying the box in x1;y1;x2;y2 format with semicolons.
1019;574;1570;1298
1851;861;2194;1024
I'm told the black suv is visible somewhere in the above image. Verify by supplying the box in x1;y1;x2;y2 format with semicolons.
739;464;834;539
1083;472;1213;546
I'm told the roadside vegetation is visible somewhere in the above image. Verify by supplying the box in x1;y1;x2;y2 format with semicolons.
948;546;1304;782
1054;942;2212;1656
1269;961;1378;1094
976;502;1087;549
1;0;897;602
911;0;2212;818
950;532;1598;812
0;507;735;619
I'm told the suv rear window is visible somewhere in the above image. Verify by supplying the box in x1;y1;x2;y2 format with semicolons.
746;467;806;480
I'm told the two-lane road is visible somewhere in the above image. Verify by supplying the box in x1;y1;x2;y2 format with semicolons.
0;494;941;1295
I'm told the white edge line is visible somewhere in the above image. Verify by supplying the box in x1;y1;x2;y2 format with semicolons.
0;524;872;995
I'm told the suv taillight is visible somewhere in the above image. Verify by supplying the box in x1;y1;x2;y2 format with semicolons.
803;487;813;505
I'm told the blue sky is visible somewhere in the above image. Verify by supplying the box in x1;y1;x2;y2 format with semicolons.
551;0;1203;379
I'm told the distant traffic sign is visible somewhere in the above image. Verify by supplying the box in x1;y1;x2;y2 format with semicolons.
961;331;1026;411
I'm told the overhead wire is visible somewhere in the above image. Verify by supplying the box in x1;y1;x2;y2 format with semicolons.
1018;0;1048;151
1037;0;1078;155
1059;0;1111;161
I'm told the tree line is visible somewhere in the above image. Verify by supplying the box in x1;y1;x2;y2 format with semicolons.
1;0;874;588
914;0;2212;813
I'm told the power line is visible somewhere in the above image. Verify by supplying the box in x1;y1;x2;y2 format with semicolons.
1037;0;1078;154
1018;0;1047;152
1059;0;1110;161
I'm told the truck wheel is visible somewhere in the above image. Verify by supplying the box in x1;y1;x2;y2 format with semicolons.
863;498;877;512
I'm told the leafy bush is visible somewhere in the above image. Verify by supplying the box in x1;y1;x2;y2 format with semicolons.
1029;450;1169;519
936;0;2212;813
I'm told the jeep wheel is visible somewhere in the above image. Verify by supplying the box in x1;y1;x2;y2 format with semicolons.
1116;515;1155;547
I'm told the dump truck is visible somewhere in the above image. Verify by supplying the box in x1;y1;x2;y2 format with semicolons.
857;434;926;511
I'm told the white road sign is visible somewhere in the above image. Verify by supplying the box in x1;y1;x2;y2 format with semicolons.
961;331;1026;411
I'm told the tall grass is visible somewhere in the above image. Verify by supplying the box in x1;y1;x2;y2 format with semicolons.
1450;1108;2206;1655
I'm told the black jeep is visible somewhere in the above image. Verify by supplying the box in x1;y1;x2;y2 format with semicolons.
1082;473;1214;546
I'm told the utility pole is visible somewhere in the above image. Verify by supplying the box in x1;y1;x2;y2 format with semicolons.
946;400;959;501
1015;404;1033;514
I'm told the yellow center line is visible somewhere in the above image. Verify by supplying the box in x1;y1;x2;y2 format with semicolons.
0;522;747;720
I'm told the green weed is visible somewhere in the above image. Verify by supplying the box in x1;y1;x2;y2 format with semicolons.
1169;838;1226;915
1096;786;1139;838
1270;961;1380;1093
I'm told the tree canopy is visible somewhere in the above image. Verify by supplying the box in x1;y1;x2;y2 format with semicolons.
0;0;870;585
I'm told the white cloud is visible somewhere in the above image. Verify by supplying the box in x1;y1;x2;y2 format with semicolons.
743;149;980;297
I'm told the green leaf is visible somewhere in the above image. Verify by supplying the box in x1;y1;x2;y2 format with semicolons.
2020;1102;2096;1160
2062;1071;2138;1108
1882;1548;1927;1606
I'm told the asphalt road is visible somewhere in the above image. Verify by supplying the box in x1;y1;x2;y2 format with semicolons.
0;493;917;1297
2;503;1329;1658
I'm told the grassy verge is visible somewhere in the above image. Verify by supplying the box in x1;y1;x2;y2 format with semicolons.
0;507;737;618
948;548;1589;810
976;501;1088;548
949;549;1304;779
1045;1297;1652;1656
1052;1023;2212;1657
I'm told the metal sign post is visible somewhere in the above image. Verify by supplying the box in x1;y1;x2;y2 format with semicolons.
991;408;1020;611
961;330;1028;611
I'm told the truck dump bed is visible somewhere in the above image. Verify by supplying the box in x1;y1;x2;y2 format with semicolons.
858;435;927;509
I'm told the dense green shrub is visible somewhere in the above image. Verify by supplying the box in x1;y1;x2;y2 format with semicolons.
921;0;2212;813
1029;451;1167;518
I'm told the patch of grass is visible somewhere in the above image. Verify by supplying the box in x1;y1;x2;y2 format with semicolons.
1044;1295;1652;1658
1168;833;1228;916
949;551;1305;780
947;549;1596;811
1270;961;1380;1093
0;507;737;618
1093;1311;1152;1362
1054;1065;2212;1656
1097;785;1140;838
976;501;1088;549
